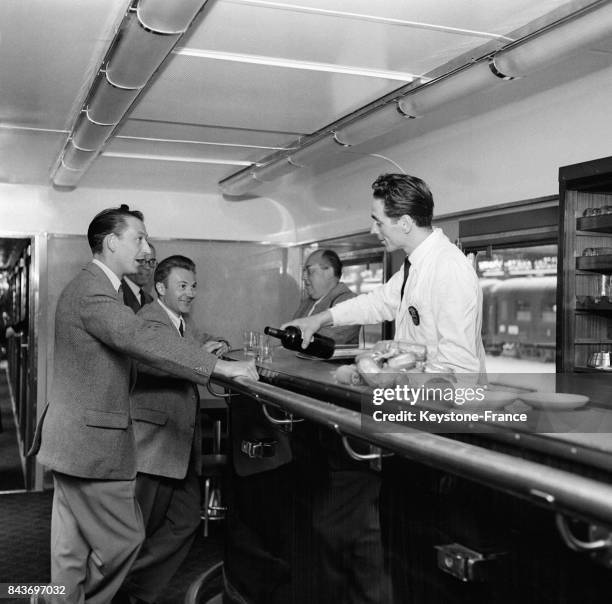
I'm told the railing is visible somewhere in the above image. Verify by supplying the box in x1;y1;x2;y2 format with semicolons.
213;374;612;528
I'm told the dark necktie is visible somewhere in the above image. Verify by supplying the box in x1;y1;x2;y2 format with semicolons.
139;289;146;307
400;257;411;301
179;319;185;337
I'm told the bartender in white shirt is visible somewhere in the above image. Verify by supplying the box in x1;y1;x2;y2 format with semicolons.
283;172;486;374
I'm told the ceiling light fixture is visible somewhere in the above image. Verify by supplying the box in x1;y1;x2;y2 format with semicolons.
173;47;420;82
219;1;612;197
51;0;210;190
102;151;253;165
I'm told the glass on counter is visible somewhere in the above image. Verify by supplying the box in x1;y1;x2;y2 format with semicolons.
243;330;260;356
256;335;273;363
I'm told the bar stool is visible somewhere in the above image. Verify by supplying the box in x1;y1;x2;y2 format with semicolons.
200;385;229;537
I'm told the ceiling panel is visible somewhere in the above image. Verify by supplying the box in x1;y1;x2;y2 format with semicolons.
0;0;606;194
0;0;130;129
118;120;300;148
131;58;405;132
78;155;234;193
0;128;65;186
216;0;570;35
186;1;490;75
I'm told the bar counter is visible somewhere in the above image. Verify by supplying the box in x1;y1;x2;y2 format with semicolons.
215;348;612;490
211;348;612;604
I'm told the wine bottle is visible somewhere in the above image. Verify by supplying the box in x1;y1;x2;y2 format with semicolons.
264;326;335;359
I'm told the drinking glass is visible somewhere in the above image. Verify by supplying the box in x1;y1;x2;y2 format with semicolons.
243;330;259;356
257;335;273;363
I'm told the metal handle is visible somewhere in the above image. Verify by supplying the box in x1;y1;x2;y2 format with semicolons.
206;382;232;399
341;436;392;462
261;403;304;430
555;513;612;552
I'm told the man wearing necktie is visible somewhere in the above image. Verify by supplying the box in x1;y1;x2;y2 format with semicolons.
281;174;485;603
283;173;486;375
122;243;156;313
119;255;230;604
30;207;258;604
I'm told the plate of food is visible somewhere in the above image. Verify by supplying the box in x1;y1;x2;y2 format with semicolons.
518;392;589;410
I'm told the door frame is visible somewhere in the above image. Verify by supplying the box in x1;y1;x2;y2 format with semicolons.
0;230;46;490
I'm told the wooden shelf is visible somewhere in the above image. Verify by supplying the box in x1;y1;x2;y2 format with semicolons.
576;300;612;311
575;255;612;273
560;159;612;372
574;365;612;373
576;214;612;233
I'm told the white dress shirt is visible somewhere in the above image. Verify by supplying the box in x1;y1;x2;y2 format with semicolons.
330;228;486;373
157;299;184;336
92;258;122;292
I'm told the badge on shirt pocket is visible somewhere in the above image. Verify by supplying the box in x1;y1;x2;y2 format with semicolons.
408;306;420;326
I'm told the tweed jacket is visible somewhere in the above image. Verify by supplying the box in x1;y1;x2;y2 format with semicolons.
131;300;204;479
32;262;217;480
292;282;361;345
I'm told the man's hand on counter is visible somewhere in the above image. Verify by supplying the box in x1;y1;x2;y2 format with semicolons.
214;358;259;381
202;339;230;357
281;311;333;349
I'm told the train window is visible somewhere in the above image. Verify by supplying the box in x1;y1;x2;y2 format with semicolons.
474;244;557;372
342;262;385;345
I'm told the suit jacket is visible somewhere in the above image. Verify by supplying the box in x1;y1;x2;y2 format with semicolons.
32;262;217;480
131;301;203;479
122;279;154;313
292;282;361;345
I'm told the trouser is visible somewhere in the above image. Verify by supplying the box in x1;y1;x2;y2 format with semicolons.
49;472;145;604
121;461;201;602
312;469;391;604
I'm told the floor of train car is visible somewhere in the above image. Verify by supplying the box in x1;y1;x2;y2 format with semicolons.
0;362;223;602
0;490;223;603
0;362;26;491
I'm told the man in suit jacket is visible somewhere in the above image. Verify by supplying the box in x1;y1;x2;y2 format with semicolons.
120;255;228;603
30;205;258;604
122;243;156;313
292;249;360;345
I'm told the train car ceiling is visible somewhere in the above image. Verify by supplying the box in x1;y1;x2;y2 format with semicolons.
2;0;611;201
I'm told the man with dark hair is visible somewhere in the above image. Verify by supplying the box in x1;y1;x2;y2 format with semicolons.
120;254;228;603
285;173;485;374
293;249;360;345
30;206;258;604
122;242;156;313
282;174;484;603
